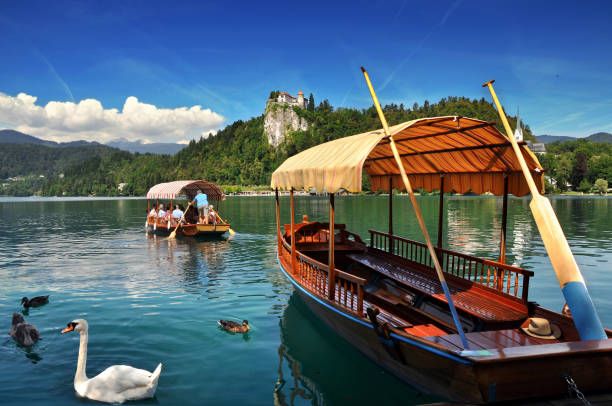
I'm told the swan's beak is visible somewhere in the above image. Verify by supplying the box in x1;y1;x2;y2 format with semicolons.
61;323;75;334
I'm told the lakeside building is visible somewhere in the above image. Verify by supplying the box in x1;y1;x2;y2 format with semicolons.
516;107;546;154
526;140;547;154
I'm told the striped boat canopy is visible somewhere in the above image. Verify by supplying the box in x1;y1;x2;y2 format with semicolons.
146;180;225;200
270;116;544;196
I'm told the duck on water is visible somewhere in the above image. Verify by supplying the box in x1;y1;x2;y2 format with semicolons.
218;320;250;334
21;295;50;308
9;313;40;347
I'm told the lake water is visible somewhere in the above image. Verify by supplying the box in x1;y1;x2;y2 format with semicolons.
0;195;610;405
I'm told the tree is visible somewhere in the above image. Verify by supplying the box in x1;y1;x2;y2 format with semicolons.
594;178;608;195
307;93;315;112
571;151;588;187
577;179;592;193
555;153;573;191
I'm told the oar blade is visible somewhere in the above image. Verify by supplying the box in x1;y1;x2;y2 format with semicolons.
529;194;606;340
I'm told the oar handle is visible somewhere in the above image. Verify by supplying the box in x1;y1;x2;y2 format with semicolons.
482;80;540;195
361;67;391;135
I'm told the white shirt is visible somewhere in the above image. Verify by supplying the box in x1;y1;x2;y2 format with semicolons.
158;209;166;217
149;209;157;216
172;209;184;219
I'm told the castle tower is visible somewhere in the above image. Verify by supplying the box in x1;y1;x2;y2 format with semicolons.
297;90;305;108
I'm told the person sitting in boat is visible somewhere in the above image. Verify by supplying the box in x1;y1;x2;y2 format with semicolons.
157;204;166;218
208;205;219;224
192;191;209;224
149;207;157;218
172;204;184;223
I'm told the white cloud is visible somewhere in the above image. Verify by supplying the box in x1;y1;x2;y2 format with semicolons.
0;92;225;143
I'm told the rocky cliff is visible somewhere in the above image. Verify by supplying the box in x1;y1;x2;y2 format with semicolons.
263;101;308;147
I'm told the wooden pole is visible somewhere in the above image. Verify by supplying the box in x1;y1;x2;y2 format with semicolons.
275;188;281;254
362;67;469;349
388;177;393;236
437;176;445;249
499;175;508;264
328;193;336;301
484;79;606;340
290;189;296;275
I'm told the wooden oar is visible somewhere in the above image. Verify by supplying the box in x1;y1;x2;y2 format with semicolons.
483;79;606;340
361;67;470;349
212;209;236;236
168;202;193;239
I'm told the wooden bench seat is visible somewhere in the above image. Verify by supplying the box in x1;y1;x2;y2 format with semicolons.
347;252;527;323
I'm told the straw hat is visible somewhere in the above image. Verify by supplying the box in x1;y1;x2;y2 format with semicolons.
521;318;562;339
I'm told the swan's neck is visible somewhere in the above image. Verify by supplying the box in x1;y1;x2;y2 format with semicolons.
75;330;88;384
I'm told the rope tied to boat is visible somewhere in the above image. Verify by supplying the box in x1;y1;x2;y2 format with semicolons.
564;374;592;405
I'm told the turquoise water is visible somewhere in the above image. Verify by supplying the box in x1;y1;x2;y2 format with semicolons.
0;196;610;405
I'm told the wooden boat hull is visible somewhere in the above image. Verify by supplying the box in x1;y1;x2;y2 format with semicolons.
146;218;229;236
278;257;612;403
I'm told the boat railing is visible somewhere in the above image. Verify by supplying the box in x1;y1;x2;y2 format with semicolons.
281;237;365;316
369;230;534;301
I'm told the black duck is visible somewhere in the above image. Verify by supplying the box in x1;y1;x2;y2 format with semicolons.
21;295;50;308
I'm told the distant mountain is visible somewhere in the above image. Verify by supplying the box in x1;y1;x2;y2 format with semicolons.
0;129;185;155
536;132;612;144
535;134;577;143
0;143;118;179
0;129;57;146
0;129;100;147
586;132;612;143
106;139;186;155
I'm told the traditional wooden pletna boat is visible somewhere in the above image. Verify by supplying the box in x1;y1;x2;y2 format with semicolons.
145;180;231;236
270;88;612;401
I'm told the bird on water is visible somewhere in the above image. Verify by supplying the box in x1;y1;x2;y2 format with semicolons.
21;295;50;308
218;319;250;333
9;313;40;347
62;319;162;404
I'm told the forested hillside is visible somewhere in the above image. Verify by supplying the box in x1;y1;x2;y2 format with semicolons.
35;96;534;196
0;143;118;178
539;139;612;193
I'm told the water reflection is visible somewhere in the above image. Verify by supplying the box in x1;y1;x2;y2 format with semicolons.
145;234;231;294
277;293;440;406
275;344;325;406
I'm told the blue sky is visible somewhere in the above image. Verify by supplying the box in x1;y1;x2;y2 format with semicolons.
0;0;611;143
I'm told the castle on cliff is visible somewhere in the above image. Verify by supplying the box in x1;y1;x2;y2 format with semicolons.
275;90;307;109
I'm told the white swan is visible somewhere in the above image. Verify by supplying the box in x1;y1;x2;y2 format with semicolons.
62;319;162;404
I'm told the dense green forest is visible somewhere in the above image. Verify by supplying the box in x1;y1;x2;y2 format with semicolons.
8;95;609;197
34;96;537;196
0;143;118;179
539;139;612;193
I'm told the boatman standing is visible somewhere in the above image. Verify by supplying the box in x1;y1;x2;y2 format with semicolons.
192;191;209;224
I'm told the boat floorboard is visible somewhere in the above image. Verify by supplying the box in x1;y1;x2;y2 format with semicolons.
419;392;612;405
422;329;563;351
